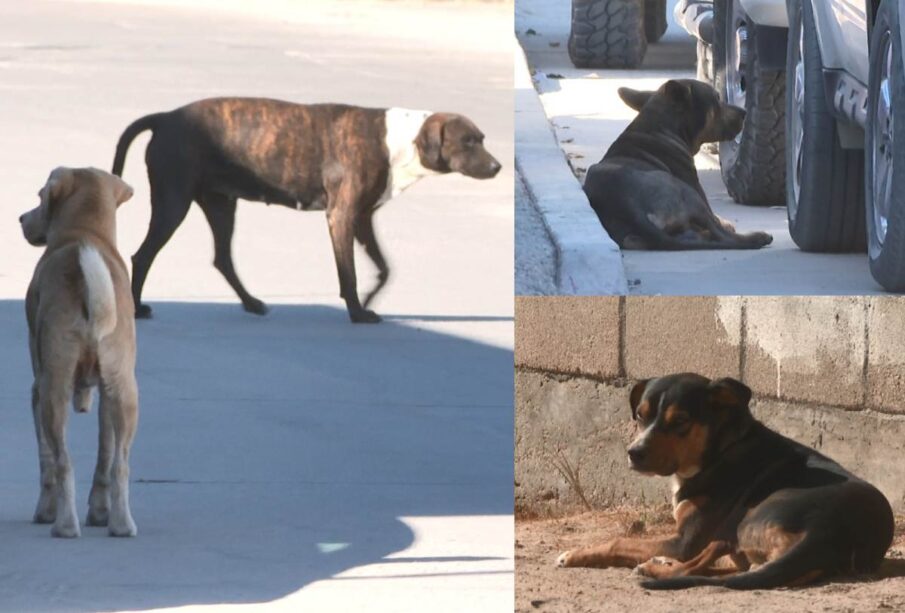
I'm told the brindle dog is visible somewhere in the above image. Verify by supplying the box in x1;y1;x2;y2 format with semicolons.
584;79;773;250
112;98;501;323
556;373;894;589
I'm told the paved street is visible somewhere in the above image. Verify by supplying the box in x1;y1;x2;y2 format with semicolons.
0;1;513;611
516;0;885;295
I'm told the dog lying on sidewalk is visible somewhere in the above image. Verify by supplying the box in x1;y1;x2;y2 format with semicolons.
20;167;139;538
556;373;894;589
584;79;773;250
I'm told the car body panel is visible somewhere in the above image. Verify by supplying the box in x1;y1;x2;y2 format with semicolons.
810;0;869;83
739;0;788;27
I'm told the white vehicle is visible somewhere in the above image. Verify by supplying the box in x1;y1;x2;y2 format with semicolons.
684;1;905;291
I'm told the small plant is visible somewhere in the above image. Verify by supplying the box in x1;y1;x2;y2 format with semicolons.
551;450;593;512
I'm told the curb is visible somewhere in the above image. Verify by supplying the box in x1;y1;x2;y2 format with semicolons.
514;45;628;295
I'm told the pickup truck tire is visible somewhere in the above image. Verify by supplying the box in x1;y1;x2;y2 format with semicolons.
713;0;786;206
785;0;866;252
867;0;905;289
644;0;668;43
569;0;646;68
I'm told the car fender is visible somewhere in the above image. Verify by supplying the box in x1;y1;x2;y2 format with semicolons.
809;0;869;82
739;0;788;27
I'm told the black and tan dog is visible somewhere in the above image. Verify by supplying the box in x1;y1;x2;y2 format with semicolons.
556;373;894;589
584;79;773;250
112;99;501;323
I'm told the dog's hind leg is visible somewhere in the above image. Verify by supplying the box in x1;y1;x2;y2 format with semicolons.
635;540;737;580
131;178;192;319
355;211;390;310
100;369;138;537
197;193;267;315
86;391;114;527
37;357;80;537
31;382;57;524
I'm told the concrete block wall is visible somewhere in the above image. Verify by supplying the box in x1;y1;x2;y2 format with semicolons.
515;296;905;516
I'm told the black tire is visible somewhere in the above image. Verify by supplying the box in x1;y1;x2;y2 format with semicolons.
569;0;647;69
713;0;786;206
867;0;905;289
785;0;866;252
644;0;668;43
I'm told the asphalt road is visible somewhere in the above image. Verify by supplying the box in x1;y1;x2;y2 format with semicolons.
0;1;514;611
516;0;885;295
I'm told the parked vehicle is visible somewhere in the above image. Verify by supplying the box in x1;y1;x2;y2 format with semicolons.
678;0;788;206
684;0;905;291
569;0;669;68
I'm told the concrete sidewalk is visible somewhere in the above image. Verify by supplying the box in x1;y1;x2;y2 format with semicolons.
0;1;514;611
515;44;628;295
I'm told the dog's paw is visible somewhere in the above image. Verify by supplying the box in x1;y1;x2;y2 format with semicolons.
108;515;137;538
555;551;573;568
51;519;81;538
350;308;382;324
755;232;773;247
242;298;269;316
135;304;153;319
633;556;677;577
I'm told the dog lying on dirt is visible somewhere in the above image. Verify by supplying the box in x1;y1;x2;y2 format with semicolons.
584;79;773;250
111;98;502;323
20;167;139;538
556;373;894;589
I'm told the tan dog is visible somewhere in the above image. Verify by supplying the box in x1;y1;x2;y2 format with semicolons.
20;167;138;538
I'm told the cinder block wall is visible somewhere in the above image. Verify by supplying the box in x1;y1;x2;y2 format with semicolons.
515;296;905;516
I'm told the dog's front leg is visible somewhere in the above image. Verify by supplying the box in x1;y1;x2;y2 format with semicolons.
557;535;686;569
327;184;380;323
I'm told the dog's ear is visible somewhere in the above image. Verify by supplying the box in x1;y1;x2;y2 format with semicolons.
617;87;654;112
663;80;692;106
629;379;650;420
41;167;75;220
415;113;450;172
708;378;752;410
110;174;134;206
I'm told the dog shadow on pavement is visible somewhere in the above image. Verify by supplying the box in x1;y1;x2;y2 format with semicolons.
0;300;513;610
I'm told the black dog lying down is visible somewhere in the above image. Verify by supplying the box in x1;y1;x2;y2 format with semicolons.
557;373;894;590
584;79;773;250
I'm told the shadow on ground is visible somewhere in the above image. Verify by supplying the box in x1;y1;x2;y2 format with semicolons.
0;301;513;611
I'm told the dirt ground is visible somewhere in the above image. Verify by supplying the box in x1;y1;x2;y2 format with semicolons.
516;507;905;613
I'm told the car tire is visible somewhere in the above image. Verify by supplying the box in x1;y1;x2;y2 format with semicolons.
569;0;646;69
786;0;865;252
644;0;668;43
713;0;786;206
867;0;905;289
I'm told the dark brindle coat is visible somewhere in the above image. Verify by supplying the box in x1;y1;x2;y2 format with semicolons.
112;98;501;322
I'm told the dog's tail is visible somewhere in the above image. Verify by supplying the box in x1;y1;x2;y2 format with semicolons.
639;537;830;591
112;113;165;177
78;244;117;342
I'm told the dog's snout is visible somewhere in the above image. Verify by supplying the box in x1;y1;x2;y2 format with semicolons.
488;159;502;176
18;214;25;223
628;446;645;465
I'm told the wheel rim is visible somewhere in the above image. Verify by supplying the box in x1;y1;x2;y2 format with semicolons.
726;0;748;145
790;16;806;221
873;31;894;248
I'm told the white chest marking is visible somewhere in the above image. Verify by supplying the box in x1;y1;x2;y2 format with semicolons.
380;108;439;205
